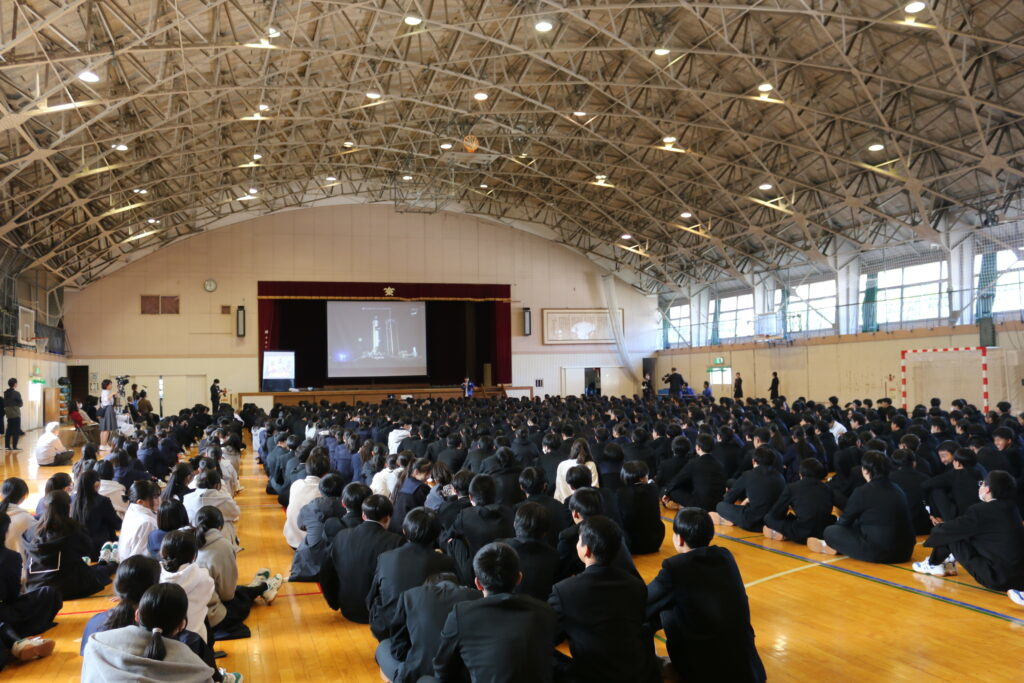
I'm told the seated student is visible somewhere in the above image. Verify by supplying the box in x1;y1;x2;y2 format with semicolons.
195;506;282;641
647;508;766;683
23;491;116;599
480;447;525;508
515;467;571;547
183;466;240;549
389;458;432;533
149;499;190;557
119;480;161;562
0;478;32;556
889;448;932;535
33;422;73;467
138;435;170;482
368;508;454;640
617;461;666;554
340;481;372;530
595;441;625;492
277;442;315;508
922;448;987;523
809;451;916;562
284;450;329;549
424;462;454;510
159;530;216;642
264;433;293;493
656;435;690;490
34;472;73;516
70;468;122;562
109;449;153;491
711;447;786;532
94;460;128;519
991;426;1024;478
564;464;623;529
320;494;405;624
429;542;557;683
162;462;195;505
554;439;600;503
371;453;401;498
914;471;1024;592
662;434;727;511
762;458;837;544
558;488;639;581
443;475;514;584
289;474;347;582
0;514;62;637
549;516;659;683
501;502;559;601
81;583;217;683
376;571;482;683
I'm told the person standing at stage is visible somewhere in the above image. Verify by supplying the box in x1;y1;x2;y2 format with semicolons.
3;379;22;452
769;372;780;400
663;368;684;399
461;378;475;398
733;373;744;400
210;379;224;413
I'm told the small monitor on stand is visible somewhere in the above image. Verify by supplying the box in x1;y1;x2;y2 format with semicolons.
262;350;296;391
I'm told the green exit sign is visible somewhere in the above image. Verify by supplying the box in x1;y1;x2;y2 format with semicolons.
713;357;725;365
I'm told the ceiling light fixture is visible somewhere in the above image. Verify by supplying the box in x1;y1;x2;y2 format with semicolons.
440;142;453;150
252;153;262;160
662;136;677;144
653;48;670;56
78;70;100;83
868;143;885;152
132;188;147;194
343;141;354;148
479;183;488;189
258;103;270;111
621;234;632;240
572;111;587;117
404;15;423;26
325;175;337;181
147;218;159;224
758;183;774;191
535;19;554;32
268;26;281;37
473;91;489;101
757;83;773;93
111;143;128;151
402;174;413;181
595;174;607;181
248;187;258;195
904;2;926;13
680;211;692;218
366;91;382;99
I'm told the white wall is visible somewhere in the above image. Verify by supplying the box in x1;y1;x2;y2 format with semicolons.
0;350;68;431
64;204;660;400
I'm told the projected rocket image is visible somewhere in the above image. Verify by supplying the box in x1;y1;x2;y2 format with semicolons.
367;310;411;359
327;301;426;377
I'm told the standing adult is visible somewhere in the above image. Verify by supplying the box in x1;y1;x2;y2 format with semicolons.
664;368;684;399
97;379;117;449
3;379;23;452
733;373;744;400
460;377;475;398
768;372;780;400
641;374;653;400
210;379;223;413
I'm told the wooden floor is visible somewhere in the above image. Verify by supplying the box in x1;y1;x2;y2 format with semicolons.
4;430;1024;681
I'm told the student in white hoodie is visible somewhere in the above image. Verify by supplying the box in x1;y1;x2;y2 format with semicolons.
81;582;214;683
0;478;33;556
205;446;239;497
158;529;216;642
118;480;161;562
195;506;282;641
94;460;128;518
283;451;329;549
183;466;241;548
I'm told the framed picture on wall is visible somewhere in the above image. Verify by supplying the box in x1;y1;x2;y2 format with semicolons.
542;308;625;345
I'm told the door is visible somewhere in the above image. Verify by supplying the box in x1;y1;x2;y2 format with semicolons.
560;367;585;396
67;365;89;404
584;368;601;396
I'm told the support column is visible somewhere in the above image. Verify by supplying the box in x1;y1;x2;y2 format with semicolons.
836;250;860;335
690;287;711;347
949;230;975;325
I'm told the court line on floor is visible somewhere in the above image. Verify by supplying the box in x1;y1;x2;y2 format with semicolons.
57;590;325;617
743;557;844;589
884;562;1007;596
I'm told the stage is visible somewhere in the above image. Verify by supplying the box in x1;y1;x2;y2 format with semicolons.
238;385;509;408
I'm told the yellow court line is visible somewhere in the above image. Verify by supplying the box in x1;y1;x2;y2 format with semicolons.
744;556;846;588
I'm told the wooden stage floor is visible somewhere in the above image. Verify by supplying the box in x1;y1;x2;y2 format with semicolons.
3;430;1023;681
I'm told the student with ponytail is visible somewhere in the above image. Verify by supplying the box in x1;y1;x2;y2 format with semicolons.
554;438;600;503
183;466;241;549
81;583;216;683
0;478;32;556
195;506;281;641
388;458;432;532
119;480;161;562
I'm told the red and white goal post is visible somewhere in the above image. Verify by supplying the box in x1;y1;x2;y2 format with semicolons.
899;346;988;413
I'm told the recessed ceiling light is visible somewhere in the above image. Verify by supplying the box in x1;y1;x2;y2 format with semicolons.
757;83;773;93
268;26;281;38
343;141;354;148
479;183;488;188
758;183;773;191
258;103;270;111
473;91;489;101
440;142;453;150
904;2;926;13
535;19;554;32
404;15;423;26
572;111;587;117
402;174;413;181
252;153;262;160
110;143;128;151
868;143;885;152
325;175;337;181
595;174;607;181
366;91;382;99
653;48;670;56
680;211;692;218
147;218;159;224
248;187;258;194
78;70;100;83
517;153;528;158
621;234;632;240
132;188;146;194
662;136;677;144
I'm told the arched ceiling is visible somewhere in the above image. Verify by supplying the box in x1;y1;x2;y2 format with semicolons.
1;1;1022;293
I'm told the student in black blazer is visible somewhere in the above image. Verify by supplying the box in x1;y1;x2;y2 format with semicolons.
646;508;766;683
922;448;987;522
340;482;371;530
435;434;467;473
501;502;559;601
762;458;837;544
549;516;659;683
429;542;557;683
320;494;405;623
368;508;454;640
655;435;690;490
663;434;727;511
809;451;916;563
557;489;639;581
564;464;623;529
914;470;1024;590
442;475;514;584
515;467;572;547
617;461;666;554
480;447;525;508
889;449;932;535
538;433;564;492
711;447;785;532
375;572;482;683
69;468;122;560
437;471;474;534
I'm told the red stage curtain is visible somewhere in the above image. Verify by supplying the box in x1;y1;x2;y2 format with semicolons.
492;301;511;384
257;298;281;382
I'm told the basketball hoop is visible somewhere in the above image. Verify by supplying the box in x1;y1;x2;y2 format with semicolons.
29;336;48;354
462;135;479;153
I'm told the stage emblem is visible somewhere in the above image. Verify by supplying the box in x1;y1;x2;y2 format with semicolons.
383;286;396;297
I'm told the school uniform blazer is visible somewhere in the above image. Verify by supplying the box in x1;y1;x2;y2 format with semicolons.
437;497;473;534
617;483;667;555
623;442;656;471
515;494;571;547
922;465;987;519
766;478;836;542
665;454;727;510
833;477;915;562
646;545;765;683
723;467;786;527
77;495;122;558
435;447;467;473
557;525;640;581
367;542;454;640
924;499;1024;590
510;439;541;468
889;468;931;533
479;460;526;508
397;436;429;461
433;592;557;683
501;537;559;602
388;580;482;683
289;497;346;580
549;564;659;683
320;520;405;623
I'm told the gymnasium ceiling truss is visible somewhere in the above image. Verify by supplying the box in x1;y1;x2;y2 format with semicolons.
0;1;1021;294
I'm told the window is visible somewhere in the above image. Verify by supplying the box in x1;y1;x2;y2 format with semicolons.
665;304;690;347
975;250;1024;313
775;279;837;331
712;294;754;340
708;366;732;386
860;261;948;324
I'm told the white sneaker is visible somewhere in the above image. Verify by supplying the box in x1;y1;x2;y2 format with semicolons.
1008;589;1024;607
913;559;955;577
99;542;114;563
261;573;284;604
220;669;244;683
248;568;271;587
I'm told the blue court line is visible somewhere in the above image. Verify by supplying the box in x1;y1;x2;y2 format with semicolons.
660;515;1024;626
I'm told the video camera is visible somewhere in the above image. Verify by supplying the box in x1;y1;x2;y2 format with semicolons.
115;375;131;397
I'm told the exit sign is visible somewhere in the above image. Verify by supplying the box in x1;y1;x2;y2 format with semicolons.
713;357;725;365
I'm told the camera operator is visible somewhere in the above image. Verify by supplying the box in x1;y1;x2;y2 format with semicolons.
663;367;685;399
